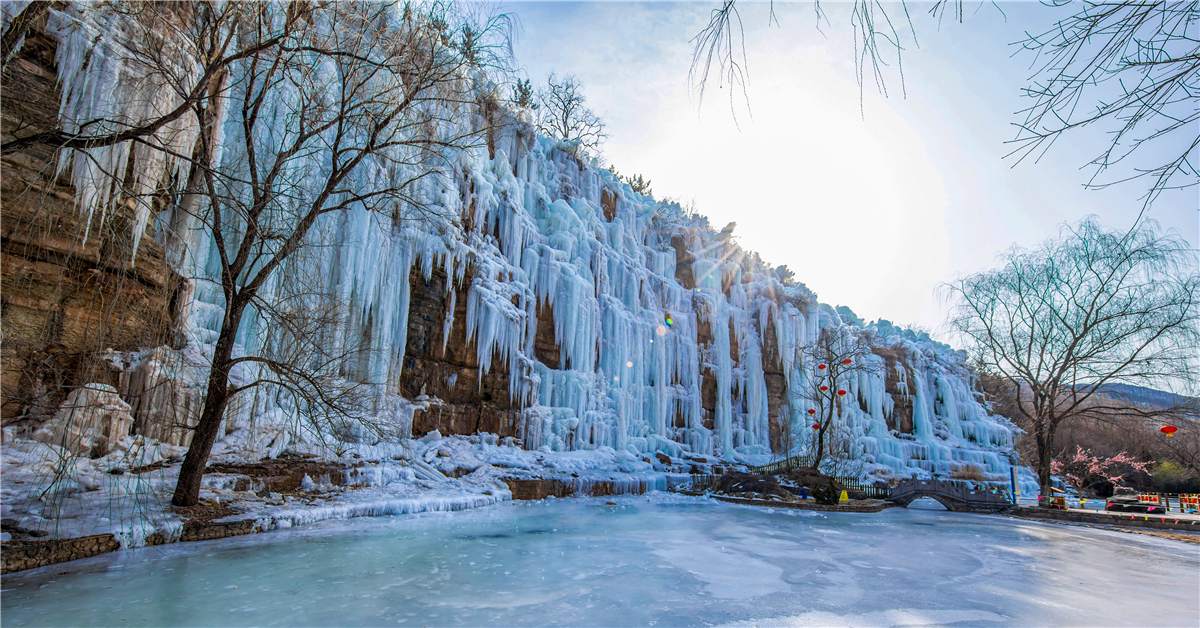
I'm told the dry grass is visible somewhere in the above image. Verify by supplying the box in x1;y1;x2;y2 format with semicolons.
948;466;991;482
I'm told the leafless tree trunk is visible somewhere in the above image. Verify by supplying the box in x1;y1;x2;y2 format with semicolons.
946;217;1199;505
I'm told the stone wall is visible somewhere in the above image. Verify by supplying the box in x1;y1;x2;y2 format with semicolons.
1;533;120;574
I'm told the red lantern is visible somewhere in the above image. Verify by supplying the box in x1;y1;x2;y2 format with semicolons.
807;408;816;416
1161;425;1178;437
820;385;829;392
837;389;847;397
817;363;827;371
842;358;852;365
812;423;821;430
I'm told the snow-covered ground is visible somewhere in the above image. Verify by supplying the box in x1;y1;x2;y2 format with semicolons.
0;431;712;547
3;494;1196;627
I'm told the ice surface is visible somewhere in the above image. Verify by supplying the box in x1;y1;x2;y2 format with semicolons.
2;494;1196;627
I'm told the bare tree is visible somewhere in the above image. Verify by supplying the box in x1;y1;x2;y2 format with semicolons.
799;326;877;471
163;1;514;506
535;72;605;157
945;216;1199;505
1010;2;1199;211
688;1;1198;205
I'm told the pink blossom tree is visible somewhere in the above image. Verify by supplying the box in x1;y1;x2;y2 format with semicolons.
1051;446;1152;496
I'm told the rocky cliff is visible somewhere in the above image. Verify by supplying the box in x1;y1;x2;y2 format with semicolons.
1;7;179;431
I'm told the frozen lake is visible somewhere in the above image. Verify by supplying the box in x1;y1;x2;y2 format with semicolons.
2;494;1197;627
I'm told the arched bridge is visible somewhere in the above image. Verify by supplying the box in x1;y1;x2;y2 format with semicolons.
889;480;1013;513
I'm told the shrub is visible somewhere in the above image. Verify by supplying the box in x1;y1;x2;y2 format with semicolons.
811;485;840;505
1149;461;1200;494
949;466;990;482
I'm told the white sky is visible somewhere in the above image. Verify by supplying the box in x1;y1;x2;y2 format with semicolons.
505;1;1199;340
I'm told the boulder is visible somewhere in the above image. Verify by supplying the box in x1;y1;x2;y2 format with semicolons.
715;472;792;501
778;467;846;492
33;384;133;457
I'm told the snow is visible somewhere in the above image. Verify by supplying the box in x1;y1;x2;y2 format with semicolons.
3;494;1196;627
0;433;696;547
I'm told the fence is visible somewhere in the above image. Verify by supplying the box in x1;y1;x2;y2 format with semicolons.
688;474;719;493
750;455;816;475
1135;492;1200;512
747;456;891;499
838;479;892;499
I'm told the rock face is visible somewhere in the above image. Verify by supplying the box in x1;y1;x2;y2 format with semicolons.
1;12;178;431
872;345;916;434
399;266;521;439
33;384;133;457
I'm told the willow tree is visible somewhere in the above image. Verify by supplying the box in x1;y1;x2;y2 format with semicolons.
687;1;1199;205
946;217;1199;504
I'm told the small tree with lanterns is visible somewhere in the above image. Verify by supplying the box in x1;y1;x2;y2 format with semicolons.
800;327;878;472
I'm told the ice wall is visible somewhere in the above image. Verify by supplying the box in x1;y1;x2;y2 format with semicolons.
27;3;1020;484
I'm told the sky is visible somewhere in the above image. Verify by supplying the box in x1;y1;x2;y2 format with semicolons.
504;1;1198;341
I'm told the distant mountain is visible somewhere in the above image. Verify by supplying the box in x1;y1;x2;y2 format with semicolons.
1093;383;1197;410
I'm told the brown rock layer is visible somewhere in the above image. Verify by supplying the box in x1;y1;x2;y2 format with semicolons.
1;19;179;425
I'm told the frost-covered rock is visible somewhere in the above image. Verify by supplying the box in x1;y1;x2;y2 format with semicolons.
33;384;133;458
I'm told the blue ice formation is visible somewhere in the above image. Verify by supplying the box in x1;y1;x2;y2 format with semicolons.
25;2;1022;485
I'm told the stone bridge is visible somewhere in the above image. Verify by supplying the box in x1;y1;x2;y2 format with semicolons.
889;479;1013;513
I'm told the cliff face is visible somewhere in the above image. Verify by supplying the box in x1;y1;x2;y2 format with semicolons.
0;3;1018;483
1;11;179;426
